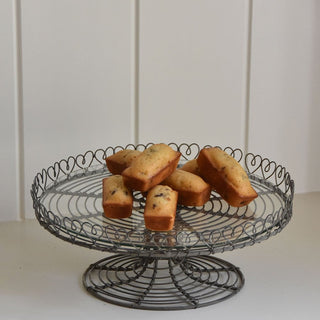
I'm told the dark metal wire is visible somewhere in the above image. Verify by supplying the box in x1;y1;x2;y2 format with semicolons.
82;254;244;310
31;143;294;257
31;143;294;309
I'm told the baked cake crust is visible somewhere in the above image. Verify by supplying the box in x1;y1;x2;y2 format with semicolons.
106;149;141;174
102;175;133;218
197;147;258;207
144;185;178;231
162;169;211;206
122;143;181;192
180;159;202;177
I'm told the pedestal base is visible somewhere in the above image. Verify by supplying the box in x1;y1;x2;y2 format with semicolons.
83;254;244;310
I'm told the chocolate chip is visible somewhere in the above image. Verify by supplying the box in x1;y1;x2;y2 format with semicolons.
155;193;164;197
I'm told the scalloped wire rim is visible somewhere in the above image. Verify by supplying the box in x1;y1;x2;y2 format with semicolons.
32;143;292;193
31;143;294;258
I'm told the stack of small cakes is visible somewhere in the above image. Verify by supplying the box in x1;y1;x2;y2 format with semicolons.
102;143;258;231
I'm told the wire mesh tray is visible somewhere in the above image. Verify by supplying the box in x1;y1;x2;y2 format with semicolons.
31;143;294;258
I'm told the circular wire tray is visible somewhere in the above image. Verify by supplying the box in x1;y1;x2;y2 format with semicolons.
31;143;294;258
83;254;244;310
31;143;294;309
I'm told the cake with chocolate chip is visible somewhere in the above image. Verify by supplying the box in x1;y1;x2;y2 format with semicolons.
122;143;181;192
197;147;258;207
106;149;141;174
102;175;133;218
162;169;211;206
144;185;178;231
180;159;202;177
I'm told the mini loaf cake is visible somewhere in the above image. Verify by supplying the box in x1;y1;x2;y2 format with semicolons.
180;159;202;177
122;143;181;192
197;147;258;207
144;185;178;231
105;149;141;174
162;169;211;206
102;175;133;218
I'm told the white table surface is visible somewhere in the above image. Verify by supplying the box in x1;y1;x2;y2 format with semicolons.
1;192;319;320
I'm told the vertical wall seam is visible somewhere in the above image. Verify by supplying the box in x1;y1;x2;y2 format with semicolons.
131;0;140;145
12;0;25;220
243;0;253;155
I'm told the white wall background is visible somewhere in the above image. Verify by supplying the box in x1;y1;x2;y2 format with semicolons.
1;0;319;222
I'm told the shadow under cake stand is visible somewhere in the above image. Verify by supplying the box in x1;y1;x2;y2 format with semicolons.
31;143;294;310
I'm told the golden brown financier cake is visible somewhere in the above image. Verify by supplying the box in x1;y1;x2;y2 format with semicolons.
197;147;258;207
162;169;211;206
102;175;133;218
144;185;178;231
105;149;141;174
122;143;181;192
180;159;202;177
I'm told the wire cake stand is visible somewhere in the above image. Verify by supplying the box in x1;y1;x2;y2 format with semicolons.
31;143;294;310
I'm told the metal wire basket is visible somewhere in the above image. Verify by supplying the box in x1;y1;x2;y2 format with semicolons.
31;143;294;310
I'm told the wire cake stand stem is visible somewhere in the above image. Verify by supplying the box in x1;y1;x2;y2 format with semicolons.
83;254;244;309
31;143;294;310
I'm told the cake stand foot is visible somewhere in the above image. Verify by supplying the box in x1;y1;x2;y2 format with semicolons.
82;254;244;310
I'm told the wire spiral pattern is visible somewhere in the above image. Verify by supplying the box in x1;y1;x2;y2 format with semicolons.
31;143;294;257
31;143;294;309
83;254;244;310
